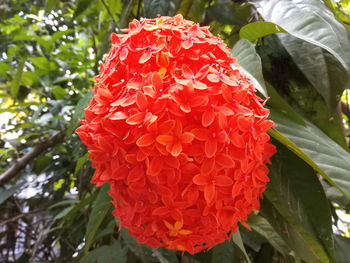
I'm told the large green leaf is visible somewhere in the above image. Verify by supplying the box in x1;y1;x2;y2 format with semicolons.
211;240;235;263
278;34;350;111
265;142;335;262
239;21;286;42
232;230;251;263
80;241;127;263
261;198;324;263
258;35;347;148
269;109;350;201
178;0;206;22
232;39;267;97
152;248;179;263
266;83;305;125
74;0;96;18
206;3;251;26
247;214;290;256
253;0;350;70
0;62;11;76
143;0;170;18
84;184;111;254
0;182;25;205
120;227;154;263
334;235;350;263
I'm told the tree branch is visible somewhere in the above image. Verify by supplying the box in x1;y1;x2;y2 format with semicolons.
0;131;65;185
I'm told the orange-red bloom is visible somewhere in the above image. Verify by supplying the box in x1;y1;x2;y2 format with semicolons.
76;15;276;254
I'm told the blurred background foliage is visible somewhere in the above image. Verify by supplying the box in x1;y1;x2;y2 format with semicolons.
1;0;350;262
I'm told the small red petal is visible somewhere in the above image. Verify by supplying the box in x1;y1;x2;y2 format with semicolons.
202;111;215;127
216;154;235;168
182;64;194;79
136;91;149;111
156;135;174;145
237;115;254;131
152;71;163;90
109;111;128;120
193;174;210;185
193;81;207;90
111;33;120;44
136;133;155;147
200;158;215;175
126;112;145;125
207;74;220;83
204;183;215;204
190;96;208;107
171;142;182;157
215;176;233;187
159;120;176;133
232;183;242;197
128;166;144;182
120;47;128;61
191;128;210;141
147;157;163;176
181;132;194;144
139;51;152;64
205;139;217;158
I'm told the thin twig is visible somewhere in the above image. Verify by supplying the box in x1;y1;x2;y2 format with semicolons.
0;131;65;185
0;209;45;226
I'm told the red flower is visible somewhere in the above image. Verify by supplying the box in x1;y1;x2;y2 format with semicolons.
76;15;276;254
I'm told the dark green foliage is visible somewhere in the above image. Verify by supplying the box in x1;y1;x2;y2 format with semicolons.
1;0;350;262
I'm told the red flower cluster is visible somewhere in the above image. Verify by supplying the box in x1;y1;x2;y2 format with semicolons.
76;15;276;253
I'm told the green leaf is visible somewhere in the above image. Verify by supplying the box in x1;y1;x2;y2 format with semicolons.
239;21;287;42
67;91;93;135
253;0;350;70
11;59;25;98
48;199;80;210
0;182;25;205
22;71;39;86
46;0;60;11
0;62;11;76
33;155;51;174
258;35;347;148
323;184;350;208
232;230;251;263
261;198;324;263
51;29;74;43
178;0;206;22
266;83;305;125
74;153;89;175
211;240;234;263
207;3;251;26
232;39;267;97
84;184;111;254
80;241;127;263
334;235;350;263
278;34;350;111
152;248;179;263
269;109;350;201
52;86;67;100
120;227;153;263
58;194;95;223
247;214;290;256
143;0;170;18
74;0;96;18
266;142;335;262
